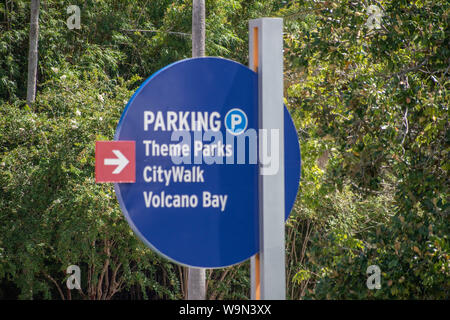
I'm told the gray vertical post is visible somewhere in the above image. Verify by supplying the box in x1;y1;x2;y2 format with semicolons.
187;0;206;301
249;18;285;300
26;0;40;105
192;0;205;57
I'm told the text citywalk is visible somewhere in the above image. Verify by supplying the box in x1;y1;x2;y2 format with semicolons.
143;165;205;186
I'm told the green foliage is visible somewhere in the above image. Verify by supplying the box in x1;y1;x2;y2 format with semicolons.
0;0;448;300
283;0;449;299
206;263;250;300
0;69;181;299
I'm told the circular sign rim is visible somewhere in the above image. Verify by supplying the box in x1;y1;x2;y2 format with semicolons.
113;57;301;268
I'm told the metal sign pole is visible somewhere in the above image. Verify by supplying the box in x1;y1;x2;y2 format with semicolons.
249;18;286;300
187;0;206;301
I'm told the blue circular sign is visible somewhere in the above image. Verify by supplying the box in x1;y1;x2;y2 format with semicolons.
114;57;300;268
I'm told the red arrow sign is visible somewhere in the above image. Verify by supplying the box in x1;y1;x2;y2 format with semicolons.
95;141;135;183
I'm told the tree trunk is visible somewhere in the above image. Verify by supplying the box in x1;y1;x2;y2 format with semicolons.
187;0;206;300
27;0;40;105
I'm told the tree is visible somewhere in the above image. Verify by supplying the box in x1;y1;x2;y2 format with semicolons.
281;0;449;299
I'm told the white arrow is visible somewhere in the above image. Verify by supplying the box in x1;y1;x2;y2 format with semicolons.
104;150;129;174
